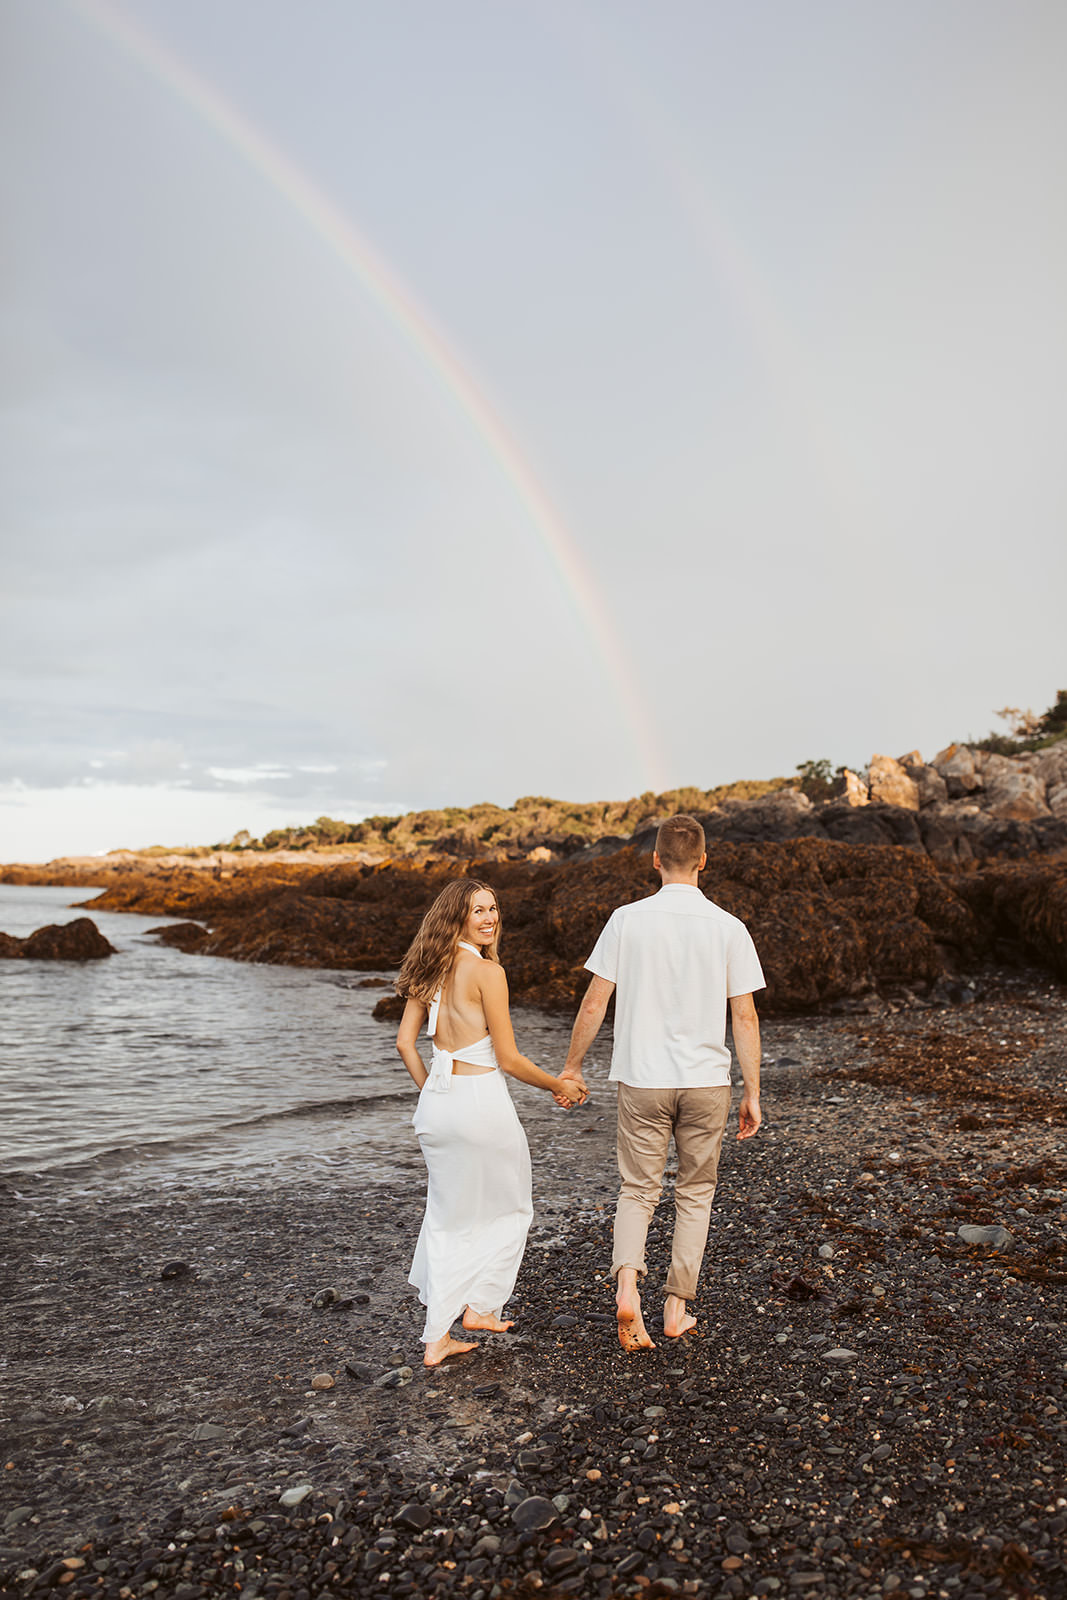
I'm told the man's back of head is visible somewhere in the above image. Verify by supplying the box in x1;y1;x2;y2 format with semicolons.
654;814;706;877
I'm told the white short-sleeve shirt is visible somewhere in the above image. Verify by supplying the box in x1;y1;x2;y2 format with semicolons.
585;884;765;1088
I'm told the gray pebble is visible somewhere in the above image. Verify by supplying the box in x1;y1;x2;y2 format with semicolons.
957;1224;1013;1250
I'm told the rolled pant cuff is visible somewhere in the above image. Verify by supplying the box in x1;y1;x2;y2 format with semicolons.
611;1262;647;1281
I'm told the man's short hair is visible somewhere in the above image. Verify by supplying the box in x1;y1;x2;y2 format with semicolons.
655;814;706;871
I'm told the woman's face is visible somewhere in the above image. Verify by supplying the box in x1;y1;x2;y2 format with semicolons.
463;891;499;949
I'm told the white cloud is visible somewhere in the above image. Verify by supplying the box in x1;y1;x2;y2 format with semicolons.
206;765;292;785
0;781;408;862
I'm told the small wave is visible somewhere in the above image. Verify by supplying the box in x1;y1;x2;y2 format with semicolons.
211;1088;414;1134
3;1090;415;1180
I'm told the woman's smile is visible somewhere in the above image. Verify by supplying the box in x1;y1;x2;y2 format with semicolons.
465;895;498;945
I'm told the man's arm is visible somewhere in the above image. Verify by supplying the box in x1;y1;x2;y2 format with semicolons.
558;974;615;1094
729;991;761;1139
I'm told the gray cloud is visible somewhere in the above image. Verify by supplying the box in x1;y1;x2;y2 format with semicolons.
2;0;1065;859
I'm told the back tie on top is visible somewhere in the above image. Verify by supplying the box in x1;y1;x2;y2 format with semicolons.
425;940;499;1093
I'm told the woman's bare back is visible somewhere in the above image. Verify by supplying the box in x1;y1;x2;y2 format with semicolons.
433;950;496;1073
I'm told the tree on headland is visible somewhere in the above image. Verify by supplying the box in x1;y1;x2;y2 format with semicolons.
795;758;852;802
978;689;1067;754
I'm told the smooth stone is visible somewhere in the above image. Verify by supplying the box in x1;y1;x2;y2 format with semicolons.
823;1348;859;1363
957;1225;1013;1250
190;1423;229;1441
310;1373;335;1390
396;1503;433;1532
278;1484;313;1507
159;1261;191;1280
375;1366;414;1389
3;1508;34;1531
818;1245;835;1260
511;1496;559;1532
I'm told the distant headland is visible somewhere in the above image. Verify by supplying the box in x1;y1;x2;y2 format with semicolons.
2;694;1065;1011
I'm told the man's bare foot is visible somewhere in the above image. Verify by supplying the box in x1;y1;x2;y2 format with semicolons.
616;1277;655;1351
663;1294;697;1338
423;1333;478;1367
461;1309;514;1333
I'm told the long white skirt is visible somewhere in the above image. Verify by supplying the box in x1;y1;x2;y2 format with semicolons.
409;1070;533;1343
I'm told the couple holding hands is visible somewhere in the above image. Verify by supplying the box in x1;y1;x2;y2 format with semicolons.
395;814;765;1366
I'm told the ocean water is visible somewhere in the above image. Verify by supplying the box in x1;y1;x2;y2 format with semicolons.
0;884;581;1194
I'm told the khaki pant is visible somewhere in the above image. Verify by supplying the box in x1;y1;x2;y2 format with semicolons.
612;1083;731;1301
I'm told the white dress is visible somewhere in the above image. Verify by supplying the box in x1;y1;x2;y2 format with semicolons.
408;943;533;1343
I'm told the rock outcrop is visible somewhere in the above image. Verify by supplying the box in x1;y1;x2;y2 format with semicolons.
2;738;1064;1007
57;841;993;1014
0;918;116;960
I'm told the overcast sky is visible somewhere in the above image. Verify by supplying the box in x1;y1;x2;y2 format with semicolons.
2;0;1065;859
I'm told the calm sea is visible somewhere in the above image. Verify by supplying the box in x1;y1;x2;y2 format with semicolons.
0;883;580;1195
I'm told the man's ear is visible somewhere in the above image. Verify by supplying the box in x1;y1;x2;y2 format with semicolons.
652;850;662;872
698;852;707;870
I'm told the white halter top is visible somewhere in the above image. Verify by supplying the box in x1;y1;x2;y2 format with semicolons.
425;940;500;1093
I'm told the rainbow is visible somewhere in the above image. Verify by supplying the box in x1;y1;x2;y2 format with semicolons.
66;0;668;792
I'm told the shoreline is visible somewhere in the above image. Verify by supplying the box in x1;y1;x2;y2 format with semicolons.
2;979;1064;1598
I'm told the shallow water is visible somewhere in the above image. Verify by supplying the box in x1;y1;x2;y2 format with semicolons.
0;884;587;1195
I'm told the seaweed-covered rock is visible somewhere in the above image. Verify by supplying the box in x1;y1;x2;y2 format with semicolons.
956;860;1067;979
0;918;116;961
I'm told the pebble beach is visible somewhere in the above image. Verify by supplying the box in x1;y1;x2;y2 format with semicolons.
2;974;1065;1600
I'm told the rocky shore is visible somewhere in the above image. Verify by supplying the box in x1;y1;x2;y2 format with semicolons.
2;973;1064;1600
3;744;1066;1012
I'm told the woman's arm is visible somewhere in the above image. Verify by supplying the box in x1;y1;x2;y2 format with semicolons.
479;964;584;1104
396;998;430;1089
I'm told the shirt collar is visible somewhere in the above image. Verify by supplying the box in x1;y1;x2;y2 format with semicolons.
657;883;703;894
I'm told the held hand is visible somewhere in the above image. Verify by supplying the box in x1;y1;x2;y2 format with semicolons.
556;1071;589;1109
737;1092;761;1140
553;1074;588;1109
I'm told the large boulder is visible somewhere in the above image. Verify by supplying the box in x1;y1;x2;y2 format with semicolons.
981;767;1049;822
902;761;948;808
932;743;982;797
838;769;869;806
818;801;924;851
1047;783;1067;821
868;754;920;810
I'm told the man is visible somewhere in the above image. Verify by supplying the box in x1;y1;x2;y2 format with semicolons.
559;814;764;1350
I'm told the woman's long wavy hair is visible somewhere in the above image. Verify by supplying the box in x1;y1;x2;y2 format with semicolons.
396;878;501;1005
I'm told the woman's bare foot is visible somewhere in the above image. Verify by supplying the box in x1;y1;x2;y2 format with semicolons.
616;1272;655;1351
423;1333;479;1367
663;1293;697;1338
461;1308;514;1332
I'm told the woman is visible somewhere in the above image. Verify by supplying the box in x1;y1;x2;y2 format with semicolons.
396;878;583;1366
